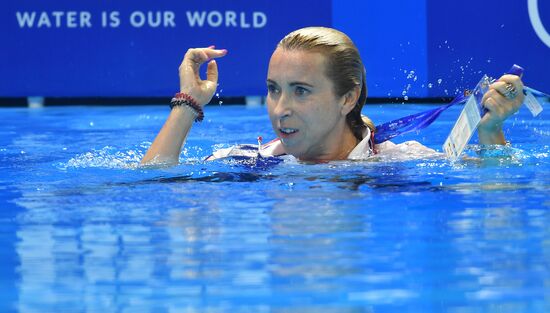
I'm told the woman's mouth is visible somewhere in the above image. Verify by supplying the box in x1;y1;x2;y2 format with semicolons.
279;127;298;138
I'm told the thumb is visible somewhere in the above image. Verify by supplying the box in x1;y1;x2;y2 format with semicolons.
206;60;218;84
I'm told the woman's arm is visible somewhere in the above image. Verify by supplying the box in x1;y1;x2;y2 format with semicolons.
477;74;524;145
141;47;227;166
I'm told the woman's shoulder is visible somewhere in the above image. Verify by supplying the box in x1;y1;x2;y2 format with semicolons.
374;140;442;160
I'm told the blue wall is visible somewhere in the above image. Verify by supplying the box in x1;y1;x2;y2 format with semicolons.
426;0;550;97
333;0;428;98
1;0;549;98
335;0;550;98
0;0;331;97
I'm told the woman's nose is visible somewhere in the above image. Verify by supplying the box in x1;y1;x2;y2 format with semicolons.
273;93;292;120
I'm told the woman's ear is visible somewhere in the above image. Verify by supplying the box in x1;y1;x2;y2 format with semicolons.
340;85;361;116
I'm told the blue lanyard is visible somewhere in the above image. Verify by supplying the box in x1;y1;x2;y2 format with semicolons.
373;65;547;144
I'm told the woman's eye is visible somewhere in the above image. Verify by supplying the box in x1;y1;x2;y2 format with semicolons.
267;85;279;94
295;86;309;96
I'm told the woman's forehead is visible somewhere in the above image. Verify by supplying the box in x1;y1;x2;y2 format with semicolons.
267;48;328;83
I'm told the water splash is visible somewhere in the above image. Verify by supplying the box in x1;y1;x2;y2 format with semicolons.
400;70;419;100
57;144;149;170
215;87;224;105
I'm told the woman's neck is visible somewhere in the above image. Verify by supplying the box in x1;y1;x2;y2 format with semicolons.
299;124;359;162
333;126;360;160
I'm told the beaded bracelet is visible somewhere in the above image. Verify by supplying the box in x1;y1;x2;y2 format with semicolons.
170;92;204;122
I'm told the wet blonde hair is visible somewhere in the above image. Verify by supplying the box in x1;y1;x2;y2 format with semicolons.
277;27;374;140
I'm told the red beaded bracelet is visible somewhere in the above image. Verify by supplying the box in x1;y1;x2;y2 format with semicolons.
170;92;204;122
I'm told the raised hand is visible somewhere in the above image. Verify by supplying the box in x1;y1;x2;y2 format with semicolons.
478;74;525;144
178;46;228;105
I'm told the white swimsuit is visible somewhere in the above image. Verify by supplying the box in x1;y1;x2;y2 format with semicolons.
205;128;376;161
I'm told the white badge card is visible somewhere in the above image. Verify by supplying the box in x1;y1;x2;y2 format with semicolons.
443;76;489;161
524;91;543;117
443;96;481;161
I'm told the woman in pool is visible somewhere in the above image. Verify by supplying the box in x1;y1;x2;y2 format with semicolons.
141;27;524;165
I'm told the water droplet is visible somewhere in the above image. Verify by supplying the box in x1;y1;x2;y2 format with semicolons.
428;83;433;88
89;122;94;126
218;100;223;105
404;96;409;101
437;79;443;84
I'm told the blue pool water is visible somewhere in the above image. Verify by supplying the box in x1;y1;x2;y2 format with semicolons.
1;103;549;312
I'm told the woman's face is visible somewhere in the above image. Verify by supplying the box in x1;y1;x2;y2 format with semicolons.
266;48;352;160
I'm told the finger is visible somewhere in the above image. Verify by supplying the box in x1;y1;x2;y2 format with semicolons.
203;48;228;61
185;48;210;68
497;74;521;84
482;94;498;112
481;88;499;105
490;81;511;98
485;96;510;121
484;90;520;119
482;89;508;113
496;74;524;95
183;48;227;73
491;76;525;107
206;60;218;84
480;96;499;125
